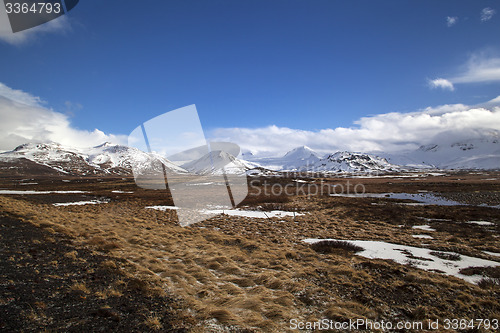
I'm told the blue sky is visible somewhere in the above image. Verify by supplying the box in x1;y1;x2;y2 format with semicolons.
0;1;500;154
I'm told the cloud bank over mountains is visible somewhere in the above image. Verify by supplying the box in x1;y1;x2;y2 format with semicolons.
210;99;500;156
1;82;499;157
0;83;126;152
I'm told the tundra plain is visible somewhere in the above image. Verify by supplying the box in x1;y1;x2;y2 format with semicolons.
0;171;499;332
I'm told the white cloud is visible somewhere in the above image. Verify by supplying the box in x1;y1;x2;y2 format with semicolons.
2;85;499;160
429;52;500;90
428;78;455;91
0;83;126;152
481;7;496;22
0;82;44;106
209;97;500;156
451;54;500;84
0;15;70;45
446;16;458;27
481;95;500;107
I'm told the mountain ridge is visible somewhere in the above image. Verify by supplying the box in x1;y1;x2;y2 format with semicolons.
0;142;187;176
1;136;498;177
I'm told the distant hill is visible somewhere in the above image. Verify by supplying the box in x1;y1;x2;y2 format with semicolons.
0;142;186;176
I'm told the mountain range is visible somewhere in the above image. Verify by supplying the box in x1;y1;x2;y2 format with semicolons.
245;146;399;173
245;132;500;172
0;142;257;177
0;142;185;176
0;132;498;177
379;130;500;170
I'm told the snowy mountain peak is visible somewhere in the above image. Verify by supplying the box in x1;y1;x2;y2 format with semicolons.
182;150;258;175
283;146;319;159
0;142;187;176
418;144;439;152
13;142;63;152
278;146;321;170
310;151;398;173
93;142;115;148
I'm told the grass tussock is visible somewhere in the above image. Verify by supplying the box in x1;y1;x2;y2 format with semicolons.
207;308;238;324
69;282;90;297
459;266;500;289
324;300;377;322
459;266;500;278
63;250;78;261
477;277;500;289
144;314;163;330
310;240;364;254
429;251;461;261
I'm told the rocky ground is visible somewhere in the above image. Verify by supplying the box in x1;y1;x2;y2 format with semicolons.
0;213;192;332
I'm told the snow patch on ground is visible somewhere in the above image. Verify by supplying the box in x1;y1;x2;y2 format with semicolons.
146;205;179;211
201;209;303;219
53;200;108;206
303;238;500;284
146;206;303;219
0;190;88;194
412;225;436;232
467;221;495;226
483;251;500;257
412;234;434;239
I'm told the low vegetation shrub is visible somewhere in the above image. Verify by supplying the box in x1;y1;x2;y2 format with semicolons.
477;277;500;289
459;266;500;278
311;240;364;254
429;251;461;261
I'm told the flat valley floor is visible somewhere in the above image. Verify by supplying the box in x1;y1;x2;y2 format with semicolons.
0;171;499;332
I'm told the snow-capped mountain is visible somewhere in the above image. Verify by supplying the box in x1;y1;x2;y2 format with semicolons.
382;131;500;170
307;151;399;173
281;146;321;170
245;146;321;171
0;142;186;176
2;133;498;178
182;150;259;175
246;146;398;173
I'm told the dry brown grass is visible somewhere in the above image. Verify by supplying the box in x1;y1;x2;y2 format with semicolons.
69;282;90;297
310;239;364;254
24;307;50;325
1;173;500;332
64;251;78;261
144;313;163;330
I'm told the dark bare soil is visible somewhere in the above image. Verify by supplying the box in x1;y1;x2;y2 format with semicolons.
0;213;190;332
